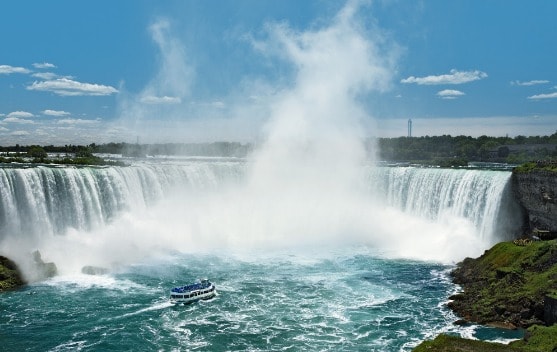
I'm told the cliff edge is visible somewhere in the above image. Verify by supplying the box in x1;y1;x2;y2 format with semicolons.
413;240;557;351
448;241;557;328
512;166;557;236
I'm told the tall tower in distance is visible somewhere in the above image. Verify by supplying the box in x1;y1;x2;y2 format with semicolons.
408;118;412;137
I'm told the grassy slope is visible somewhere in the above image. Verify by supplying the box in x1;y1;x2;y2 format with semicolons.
414;325;557;352
449;240;557;327
414;241;557;351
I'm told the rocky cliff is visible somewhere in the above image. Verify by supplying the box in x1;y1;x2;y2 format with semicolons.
512;169;557;235
448;241;557;328
0;256;25;291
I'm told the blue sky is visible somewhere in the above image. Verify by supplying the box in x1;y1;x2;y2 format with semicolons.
0;0;556;145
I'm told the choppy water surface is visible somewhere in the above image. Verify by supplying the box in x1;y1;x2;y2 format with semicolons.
1;250;465;351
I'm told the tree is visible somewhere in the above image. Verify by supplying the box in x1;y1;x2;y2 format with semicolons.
497;146;510;158
26;146;47;160
75;146;93;158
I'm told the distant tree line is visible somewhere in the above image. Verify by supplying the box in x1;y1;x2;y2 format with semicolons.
0;144;125;166
1;133;556;166
373;131;557;165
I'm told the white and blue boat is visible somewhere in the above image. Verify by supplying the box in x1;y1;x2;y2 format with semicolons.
170;279;216;305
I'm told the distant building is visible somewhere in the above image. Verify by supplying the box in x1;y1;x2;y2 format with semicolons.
408;119;412;137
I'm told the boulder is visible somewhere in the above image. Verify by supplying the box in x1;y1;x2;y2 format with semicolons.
32;250;57;279
81;265;109;275
0;255;25;291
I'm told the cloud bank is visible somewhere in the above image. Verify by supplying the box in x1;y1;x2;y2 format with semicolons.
528;92;557;100
7;111;35;119
27;78;119;96
0;65;30;75
42;109;70;116
437;89;465;99
512;79;549;86
401;69;487;85
32;62;57;69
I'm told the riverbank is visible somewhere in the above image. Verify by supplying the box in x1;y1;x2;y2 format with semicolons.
413;239;557;351
0;256;25;291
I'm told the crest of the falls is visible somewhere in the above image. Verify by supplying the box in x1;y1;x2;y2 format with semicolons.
0;161;523;274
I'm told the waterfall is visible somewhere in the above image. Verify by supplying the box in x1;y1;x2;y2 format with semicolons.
0;162;523;266
0;162;245;241
368;166;523;242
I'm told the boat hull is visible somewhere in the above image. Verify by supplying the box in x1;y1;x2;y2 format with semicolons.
170;281;217;305
170;291;216;305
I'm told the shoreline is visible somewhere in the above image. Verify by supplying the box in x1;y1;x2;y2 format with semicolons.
414;239;557;351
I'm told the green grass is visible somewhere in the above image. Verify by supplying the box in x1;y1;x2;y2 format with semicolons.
413;325;557;352
508;325;557;351
413;334;523;352
514;162;557;173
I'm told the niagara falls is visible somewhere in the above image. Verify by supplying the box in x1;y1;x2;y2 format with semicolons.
1;1;557;351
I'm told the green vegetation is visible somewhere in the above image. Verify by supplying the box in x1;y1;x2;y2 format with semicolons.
0;144;126;166
413;326;557;352
509;324;557;351
413;334;523;352
375;131;557;165
450;240;557;328
416;240;557;351
513;161;557;173
0;132;556;167
0;256;25;292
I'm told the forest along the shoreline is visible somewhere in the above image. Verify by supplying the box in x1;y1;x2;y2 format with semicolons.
1;131;557;166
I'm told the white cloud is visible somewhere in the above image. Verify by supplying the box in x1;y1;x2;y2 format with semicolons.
27;78;119;96
211;101;225;109
32;72;58;80
437;89;465;99
0;64;30;75
511;80;549;86
528;92;557;100
3;117;34;124
32;62;57;69
139;95;182;104
0;126;8;131
56;118;99;125
42;109;70;116
10;130;30;136
7;111;35;118
401;69;487;85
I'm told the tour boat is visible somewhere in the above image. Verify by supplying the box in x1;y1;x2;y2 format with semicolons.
170;279;216;304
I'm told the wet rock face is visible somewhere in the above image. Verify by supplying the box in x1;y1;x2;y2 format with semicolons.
545;295;557;326
512;170;557;234
0;256;25;291
31;250;57;280
448;241;557;329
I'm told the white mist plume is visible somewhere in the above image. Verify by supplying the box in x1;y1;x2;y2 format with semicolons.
250;1;396;194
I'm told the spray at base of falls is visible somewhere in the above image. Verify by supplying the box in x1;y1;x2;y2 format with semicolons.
0;161;523;278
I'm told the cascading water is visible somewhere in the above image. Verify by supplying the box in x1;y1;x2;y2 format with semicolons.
368;166;523;242
0;161;523;271
0;161;245;240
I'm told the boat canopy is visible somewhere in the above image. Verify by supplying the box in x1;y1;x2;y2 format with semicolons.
171;280;212;294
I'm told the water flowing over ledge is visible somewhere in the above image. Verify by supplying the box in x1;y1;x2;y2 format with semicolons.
0;162;523;264
0;161;245;239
